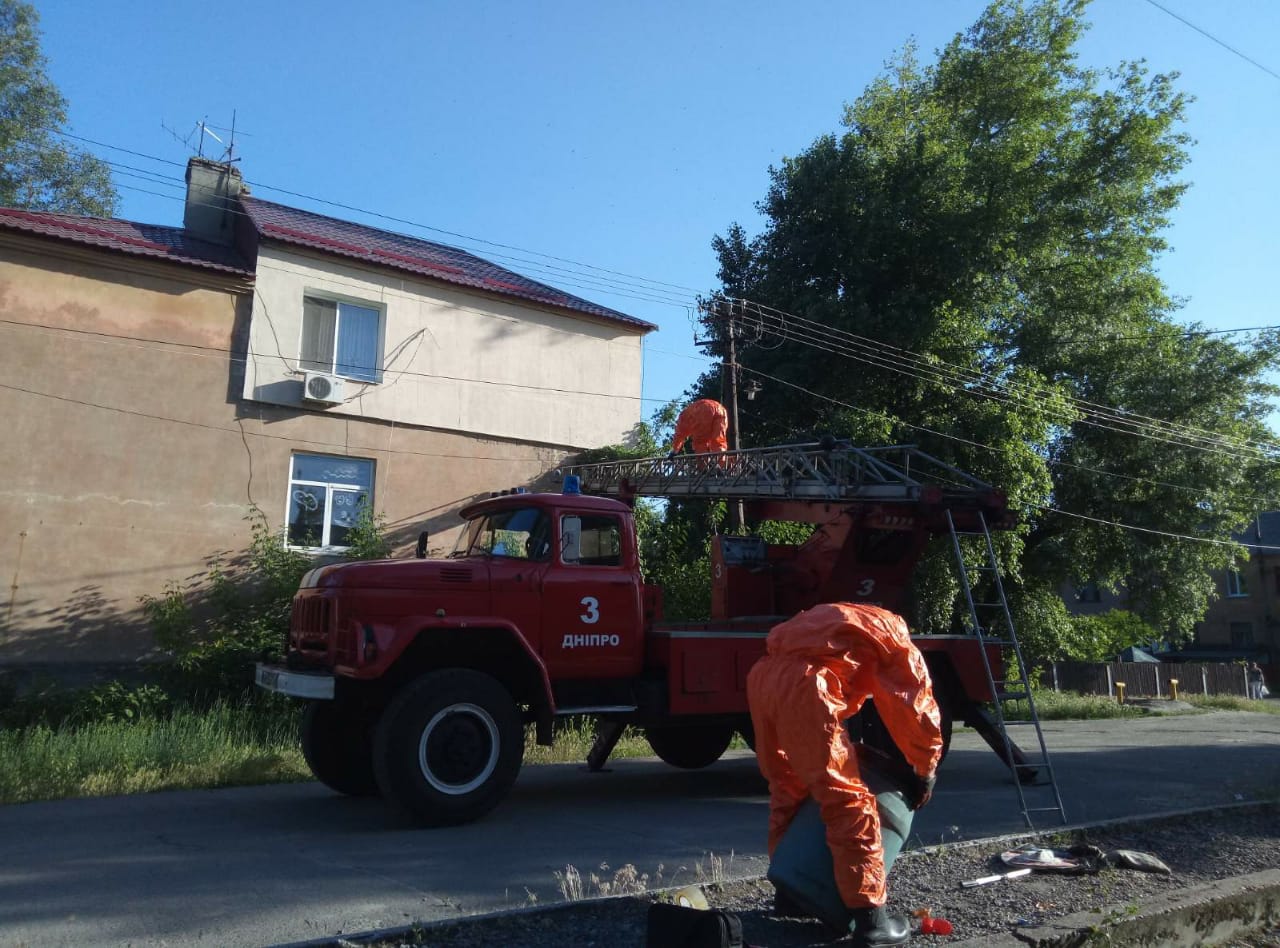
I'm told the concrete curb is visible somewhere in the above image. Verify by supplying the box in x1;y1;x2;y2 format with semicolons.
899;798;1276;861
950;868;1280;947
271;801;1278;948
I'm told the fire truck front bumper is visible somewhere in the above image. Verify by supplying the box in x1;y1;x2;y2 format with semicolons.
254;663;335;700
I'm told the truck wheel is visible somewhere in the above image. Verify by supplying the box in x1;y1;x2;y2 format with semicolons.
646;724;735;769
300;700;378;797
373;669;523;826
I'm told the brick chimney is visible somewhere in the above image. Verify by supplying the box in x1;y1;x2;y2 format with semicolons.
184;157;243;246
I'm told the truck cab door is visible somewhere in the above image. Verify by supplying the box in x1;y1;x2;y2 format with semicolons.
473;505;552;654
540;510;643;679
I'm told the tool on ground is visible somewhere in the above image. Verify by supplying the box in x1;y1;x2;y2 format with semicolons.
961;867;1033;887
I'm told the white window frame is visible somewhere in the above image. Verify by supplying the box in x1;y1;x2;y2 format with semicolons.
559;513;624;568
1227;569;1249;598
285;453;375;552
298;291;386;384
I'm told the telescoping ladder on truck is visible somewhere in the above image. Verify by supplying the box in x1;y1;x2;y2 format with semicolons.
564;441;1067;828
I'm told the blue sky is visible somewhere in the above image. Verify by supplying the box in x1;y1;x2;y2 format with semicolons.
35;0;1280;424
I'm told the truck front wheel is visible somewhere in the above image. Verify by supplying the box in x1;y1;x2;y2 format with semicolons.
373;669;524;826
301;700;378;796
646;724;735;769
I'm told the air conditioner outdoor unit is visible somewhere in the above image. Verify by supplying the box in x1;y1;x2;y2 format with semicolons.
302;371;345;405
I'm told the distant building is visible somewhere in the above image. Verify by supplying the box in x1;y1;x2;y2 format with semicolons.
0;159;653;671
1172;512;1280;669
1062;513;1278;675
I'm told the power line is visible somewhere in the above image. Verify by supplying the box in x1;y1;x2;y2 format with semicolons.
1140;0;1280;82
716;298;1280;462
1032;502;1280;551
0;315;682;404
739;363;1280;510
726;299;1273;454
32;134;702;310
48;128;703;298
110;179;697;311
64;133;1280;350
0;378;564;464
737;313;1273;461
38;128;1280;460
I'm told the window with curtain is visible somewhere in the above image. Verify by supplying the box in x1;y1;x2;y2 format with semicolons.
300;295;382;382
287;453;375;549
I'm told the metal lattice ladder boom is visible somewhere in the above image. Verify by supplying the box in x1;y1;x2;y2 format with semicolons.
947;509;1068;828
566;442;996;504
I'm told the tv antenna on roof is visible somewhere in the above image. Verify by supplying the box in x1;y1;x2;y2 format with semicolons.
160;111;247;163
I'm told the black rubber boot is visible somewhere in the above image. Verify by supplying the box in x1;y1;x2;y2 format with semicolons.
848;905;911;947
773;887;804;917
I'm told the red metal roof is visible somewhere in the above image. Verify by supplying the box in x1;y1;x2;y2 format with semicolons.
240;196;655;332
0;207;252;276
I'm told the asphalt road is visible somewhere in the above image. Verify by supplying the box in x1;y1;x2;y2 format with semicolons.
2;710;1277;947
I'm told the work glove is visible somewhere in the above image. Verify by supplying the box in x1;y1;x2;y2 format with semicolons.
906;771;936;810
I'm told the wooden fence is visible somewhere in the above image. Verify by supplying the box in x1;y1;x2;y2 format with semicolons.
1045;661;1250;699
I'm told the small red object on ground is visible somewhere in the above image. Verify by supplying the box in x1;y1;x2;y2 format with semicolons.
919;916;954;935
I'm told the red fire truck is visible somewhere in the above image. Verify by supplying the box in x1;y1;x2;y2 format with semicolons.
256;442;1058;827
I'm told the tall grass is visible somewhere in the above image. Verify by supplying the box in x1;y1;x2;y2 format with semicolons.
1184;694;1280;714
0;702;308;805
0;708;670;806
524;718;653;765
21;690;1264;808
1001;689;1146;721
1001;689;1278;720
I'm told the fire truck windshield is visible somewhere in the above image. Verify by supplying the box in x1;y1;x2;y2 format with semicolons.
451;507;552;561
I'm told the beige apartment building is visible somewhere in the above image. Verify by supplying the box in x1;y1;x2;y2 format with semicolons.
0;159;653;670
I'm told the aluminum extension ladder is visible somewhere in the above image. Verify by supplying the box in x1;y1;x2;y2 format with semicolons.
946;509;1068;828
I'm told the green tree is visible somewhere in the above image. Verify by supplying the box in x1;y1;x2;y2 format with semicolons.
1065;610;1159;662
707;0;1280;660
0;0;115;215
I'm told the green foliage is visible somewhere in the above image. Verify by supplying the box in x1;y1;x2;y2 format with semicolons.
64;682;172;726
0;700;306;805
141;509;312;703
634;498;713;620
1007;582;1081;662
342;503;393;561
1186;694;1280;715
140;505;389;705
1067;609;1158;662
706;0;1280;661
1001;689;1145;721
575;401;680;463
752;520;815;545
0;0;116;215
0;677;172;730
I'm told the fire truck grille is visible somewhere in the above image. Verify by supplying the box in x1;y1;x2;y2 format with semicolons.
441;567;474;583
290;596;332;655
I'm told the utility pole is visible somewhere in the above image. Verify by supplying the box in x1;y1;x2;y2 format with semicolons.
724;306;744;531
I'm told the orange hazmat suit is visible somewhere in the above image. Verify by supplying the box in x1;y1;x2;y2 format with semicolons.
746;603;943;909
671;399;729;454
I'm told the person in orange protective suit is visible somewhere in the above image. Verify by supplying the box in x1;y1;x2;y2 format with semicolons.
747;603;943;947
670;399;729;455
